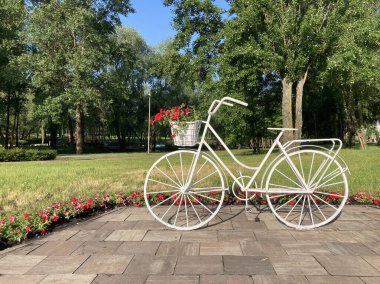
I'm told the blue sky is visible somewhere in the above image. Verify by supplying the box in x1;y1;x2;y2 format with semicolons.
121;0;229;47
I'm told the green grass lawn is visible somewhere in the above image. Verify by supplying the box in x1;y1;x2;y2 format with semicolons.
0;146;379;215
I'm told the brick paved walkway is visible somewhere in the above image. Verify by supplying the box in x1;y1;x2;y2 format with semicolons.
1;206;380;284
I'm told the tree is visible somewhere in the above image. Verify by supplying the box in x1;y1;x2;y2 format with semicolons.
26;0;133;154
224;0;353;142
322;0;380;149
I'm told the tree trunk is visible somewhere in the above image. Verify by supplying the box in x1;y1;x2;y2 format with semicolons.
5;93;11;149
41;121;45;145
15;112;20;147
75;103;84;154
295;69;309;140
68;115;75;148
281;78;293;142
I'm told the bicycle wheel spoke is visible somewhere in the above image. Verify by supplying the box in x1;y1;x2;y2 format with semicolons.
315;181;344;190
184;195;189;227
307;195;314;226
148;179;180;190
321;168;341;182
309;157;328;186
312;171;343;190
298;195;306;226
274;169;302;188
173;194;183;226
152;192;179;210
307;153;315;184
313;190;344;198
312;193;338;211
298;153;305;180
284;194;303;221
311;197;327;221
161;194;181;220
154;166;181;188
188;194;213;215
191;187;226;193
274;194;300;212
196;160;208;175
185;154;196;184
180;152;184;185
188;196;202;223
268;193;288;199
192;170;218;186
166;157;182;186
193;193;220;203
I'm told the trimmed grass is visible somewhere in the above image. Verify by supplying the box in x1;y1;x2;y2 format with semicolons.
0;146;379;215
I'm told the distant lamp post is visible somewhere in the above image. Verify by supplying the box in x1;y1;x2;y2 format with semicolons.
144;84;152;154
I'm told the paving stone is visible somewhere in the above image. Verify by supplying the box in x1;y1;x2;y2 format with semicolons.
315;255;380;276
72;241;122;255
364;213;380;220
96;212;131;222
116;241;160;255
218;230;256;242
126;213;155;221
44;230;79;241
0;255;46;274
133;220;168;230
253;230;295;242
156;242;199;256
92;274;147;284
29;241;83;256
143;230;181;242
203;220;234;230
353;231;380;243
362;256;380;272
26;255;88;274
175;256;223;275
105;230;147;241
262;220;290;230
319;231;359;243
240;240;287;256
251;275;309;284
361;277;380;284
232;221;268;230
124;255;176;275
327;242;377;256
75;255;133;274
69;229;113;241
181;231;218;242
339;211;372;221
0;275;46;284
281;241;331;255
39;274;96;284
306;275;365;284
73;221;106;230
200;241;242;256
99;221;137;230
290;231;336;242
10;240;46;255
333;221;380;231
270;255;328;275
201;274;253;284
146;275;199;284
223;256;276;275
362;242;380;255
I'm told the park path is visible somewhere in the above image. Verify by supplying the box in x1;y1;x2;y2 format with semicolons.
1;206;380;284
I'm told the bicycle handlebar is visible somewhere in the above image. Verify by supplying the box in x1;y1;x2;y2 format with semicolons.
208;97;248;115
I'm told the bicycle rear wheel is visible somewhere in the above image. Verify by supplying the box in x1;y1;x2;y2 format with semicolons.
265;150;348;229
144;150;225;230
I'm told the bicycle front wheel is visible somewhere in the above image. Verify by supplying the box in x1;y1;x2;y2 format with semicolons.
144;150;225;230
265;150;348;229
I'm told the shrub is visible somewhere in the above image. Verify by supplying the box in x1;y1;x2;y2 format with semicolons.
0;148;57;162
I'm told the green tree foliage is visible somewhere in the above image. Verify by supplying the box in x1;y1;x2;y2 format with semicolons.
25;0;133;153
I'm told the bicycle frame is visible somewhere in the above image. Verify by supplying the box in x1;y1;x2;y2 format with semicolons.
184;99;340;195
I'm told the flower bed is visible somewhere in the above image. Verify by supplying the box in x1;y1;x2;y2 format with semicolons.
1;190;379;247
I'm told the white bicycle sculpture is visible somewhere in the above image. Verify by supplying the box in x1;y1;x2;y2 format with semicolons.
144;97;349;230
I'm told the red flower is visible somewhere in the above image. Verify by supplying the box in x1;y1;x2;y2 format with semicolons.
100;203;105;207
289;200;295;205
171;134;176;138
138;204;143;208
87;198;93;204
154;113;163;122
24;213;29;220
42;216;48;223
25;226;31;232
374;199;380;205
41;229;47;235
183;108;190;116
9;216;15;223
71;197;77;202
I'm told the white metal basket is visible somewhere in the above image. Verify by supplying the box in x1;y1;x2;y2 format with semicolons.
171;120;202;147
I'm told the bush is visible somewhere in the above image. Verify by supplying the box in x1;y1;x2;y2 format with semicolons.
0;148;57;162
